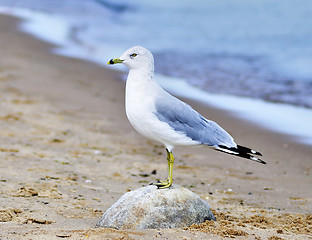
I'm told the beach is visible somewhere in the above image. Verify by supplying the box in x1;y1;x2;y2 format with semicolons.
0;13;311;239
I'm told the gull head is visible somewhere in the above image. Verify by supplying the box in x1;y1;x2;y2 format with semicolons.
108;46;154;71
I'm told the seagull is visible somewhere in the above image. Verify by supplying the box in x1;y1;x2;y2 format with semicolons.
108;46;265;189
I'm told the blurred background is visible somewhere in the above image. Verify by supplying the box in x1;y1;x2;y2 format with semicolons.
1;0;312;107
0;0;311;142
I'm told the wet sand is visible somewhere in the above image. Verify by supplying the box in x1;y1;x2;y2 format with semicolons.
0;14;311;239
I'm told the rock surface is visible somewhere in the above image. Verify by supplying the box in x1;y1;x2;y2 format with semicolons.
96;184;215;229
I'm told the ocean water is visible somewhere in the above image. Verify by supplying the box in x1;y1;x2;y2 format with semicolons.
0;0;312;144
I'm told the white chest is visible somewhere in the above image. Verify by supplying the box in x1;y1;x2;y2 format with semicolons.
124;70;197;148
125;71;159;135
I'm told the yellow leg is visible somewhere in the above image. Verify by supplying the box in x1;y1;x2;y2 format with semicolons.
152;149;174;189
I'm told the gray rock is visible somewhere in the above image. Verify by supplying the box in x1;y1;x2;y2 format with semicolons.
96;184;215;229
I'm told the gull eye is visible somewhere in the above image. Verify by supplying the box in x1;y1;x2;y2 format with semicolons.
130;53;137;58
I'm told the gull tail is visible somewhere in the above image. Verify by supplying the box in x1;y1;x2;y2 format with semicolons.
215;145;266;164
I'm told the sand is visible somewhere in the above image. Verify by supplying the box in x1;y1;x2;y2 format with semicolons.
0;14;311;239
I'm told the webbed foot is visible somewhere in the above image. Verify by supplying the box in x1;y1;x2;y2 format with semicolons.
151;179;172;189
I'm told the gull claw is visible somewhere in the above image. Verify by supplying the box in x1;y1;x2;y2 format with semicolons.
151;179;172;189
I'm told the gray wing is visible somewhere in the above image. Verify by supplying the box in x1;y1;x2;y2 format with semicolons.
154;94;236;147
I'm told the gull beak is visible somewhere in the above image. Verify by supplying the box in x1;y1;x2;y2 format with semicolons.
107;58;124;65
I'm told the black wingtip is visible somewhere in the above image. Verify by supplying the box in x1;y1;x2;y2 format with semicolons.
251;156;266;164
216;145;266;164
237;145;262;156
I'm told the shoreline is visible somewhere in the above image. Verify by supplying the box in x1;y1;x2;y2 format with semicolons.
0;13;311;239
1;6;312;146
2;6;312;146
